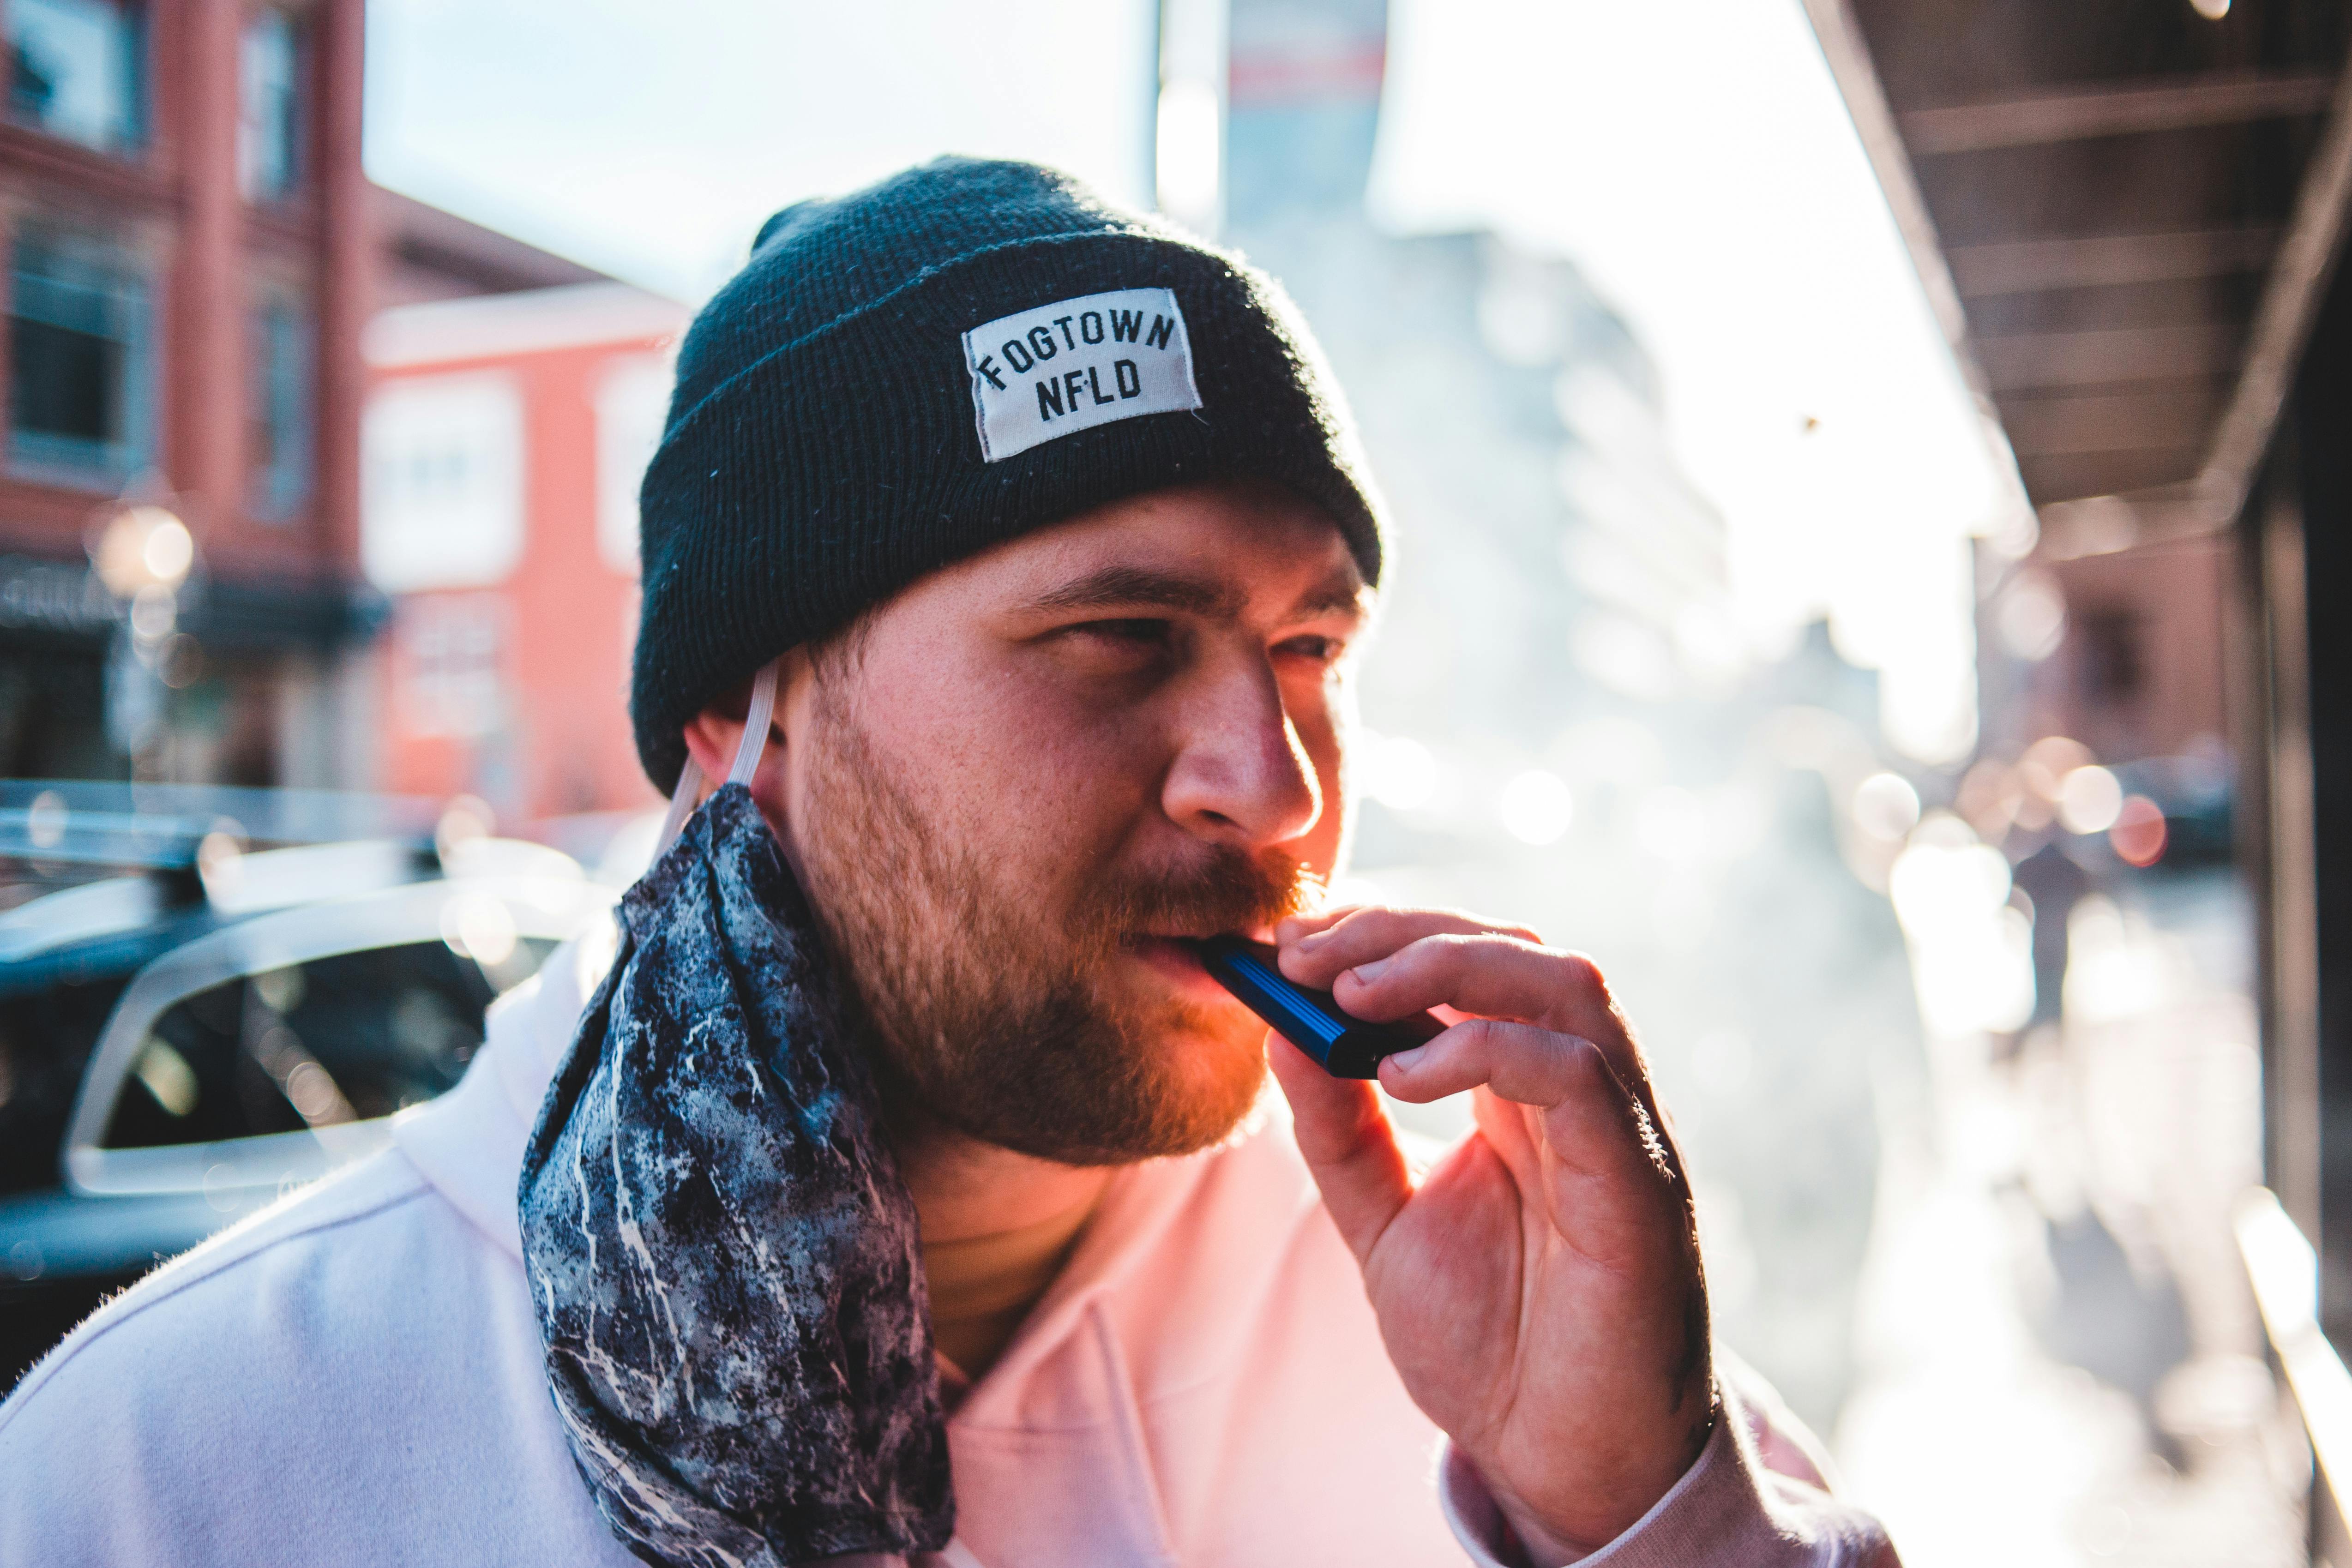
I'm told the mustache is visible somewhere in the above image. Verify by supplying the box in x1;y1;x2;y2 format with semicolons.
1080;846;1321;954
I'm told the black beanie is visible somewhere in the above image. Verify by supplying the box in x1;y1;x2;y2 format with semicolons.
629;156;1386;792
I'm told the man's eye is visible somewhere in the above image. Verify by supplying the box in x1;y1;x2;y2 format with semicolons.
1274;633;1344;663
1074;618;1173;648
1056;619;1179;666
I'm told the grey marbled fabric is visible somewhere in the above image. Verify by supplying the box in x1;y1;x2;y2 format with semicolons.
519;783;953;1567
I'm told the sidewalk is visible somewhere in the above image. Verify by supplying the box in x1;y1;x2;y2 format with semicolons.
1836;870;2305;1565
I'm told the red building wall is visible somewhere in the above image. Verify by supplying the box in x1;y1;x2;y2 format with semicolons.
1999;539;2234;770
364;285;685;826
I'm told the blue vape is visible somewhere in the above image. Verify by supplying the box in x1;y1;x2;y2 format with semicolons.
1187;934;1446;1079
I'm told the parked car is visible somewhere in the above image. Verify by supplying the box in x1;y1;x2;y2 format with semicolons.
2111;751;2234;869
0;782;618;1393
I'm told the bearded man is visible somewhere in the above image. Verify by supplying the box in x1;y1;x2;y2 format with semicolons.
0;159;1893;1567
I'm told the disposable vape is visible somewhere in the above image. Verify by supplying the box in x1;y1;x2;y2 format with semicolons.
1187;934;1447;1079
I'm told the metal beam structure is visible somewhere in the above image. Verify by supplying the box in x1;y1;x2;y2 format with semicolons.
1946;227;2281;298
1824;2;2352;546
1816;0;2352;1465
1901;68;2336;155
1816;15;2352;1559
1974;322;2246;391
1998;385;2220;457
2204;65;2352;525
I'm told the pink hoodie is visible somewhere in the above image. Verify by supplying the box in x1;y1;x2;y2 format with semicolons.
0;937;1894;1567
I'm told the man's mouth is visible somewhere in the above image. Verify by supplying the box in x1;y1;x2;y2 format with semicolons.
1126;934;1252;1010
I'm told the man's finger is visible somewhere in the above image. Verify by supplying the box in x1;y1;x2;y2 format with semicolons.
1265;1030;1414;1265
1334;934;1630;1065
1378;1017;1624;1109
1273;906;1358;943
1278;906;1540;988
1352;940;1677;1156
1380;1021;1679;1247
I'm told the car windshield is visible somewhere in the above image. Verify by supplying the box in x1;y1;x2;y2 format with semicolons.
99;938;558;1153
0;913;565;1197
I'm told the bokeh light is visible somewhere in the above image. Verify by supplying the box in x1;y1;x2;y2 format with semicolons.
1852;771;1921;842
91;505;195;595
1498;769;1575;846
1888;835;2011;941
1992;570;2065;662
440;891;518;966
1888;821;2034;1037
1358;733;1439;812
2110;795;2168;868
141;516;193;583
2056;764;2123;835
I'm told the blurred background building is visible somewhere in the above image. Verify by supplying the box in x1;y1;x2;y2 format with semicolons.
1214;0;1913;1433
362;280;680;825
0;0;655;820
1814;3;2351;1561
0;0;369;787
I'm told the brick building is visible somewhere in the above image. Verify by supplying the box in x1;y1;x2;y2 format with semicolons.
0;0;617;795
361;280;684;825
0;0;368;783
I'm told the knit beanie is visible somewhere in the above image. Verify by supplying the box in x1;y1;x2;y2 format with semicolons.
629;156;1385;792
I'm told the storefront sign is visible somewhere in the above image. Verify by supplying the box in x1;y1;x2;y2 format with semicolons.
0;555;115;636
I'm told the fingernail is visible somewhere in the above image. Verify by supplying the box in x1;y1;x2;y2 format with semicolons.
1346;958;1389;984
1386;1044;1427;1072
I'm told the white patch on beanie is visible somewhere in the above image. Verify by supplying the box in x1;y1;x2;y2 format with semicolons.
962;288;1202;462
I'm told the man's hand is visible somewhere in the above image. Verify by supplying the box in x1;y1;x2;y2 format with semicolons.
1268;906;1712;1563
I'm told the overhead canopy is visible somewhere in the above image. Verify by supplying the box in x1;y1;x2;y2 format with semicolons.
1810;0;2352;555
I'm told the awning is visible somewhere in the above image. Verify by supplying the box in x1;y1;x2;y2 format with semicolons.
1808;0;2352;556
0;551;387;654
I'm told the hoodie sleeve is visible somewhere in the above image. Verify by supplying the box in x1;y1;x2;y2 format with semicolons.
1435;1358;1897;1568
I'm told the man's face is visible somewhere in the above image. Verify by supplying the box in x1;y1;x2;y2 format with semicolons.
760;482;1369;1166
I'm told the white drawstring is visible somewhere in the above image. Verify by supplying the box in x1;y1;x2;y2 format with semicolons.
653;757;704;855
653;661;779;854
728;661;779;786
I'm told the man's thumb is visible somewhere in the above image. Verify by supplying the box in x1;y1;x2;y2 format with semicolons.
1267;1032;1414;1265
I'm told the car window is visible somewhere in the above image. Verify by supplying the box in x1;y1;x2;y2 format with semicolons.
0;971;132;1196
97;937;558;1151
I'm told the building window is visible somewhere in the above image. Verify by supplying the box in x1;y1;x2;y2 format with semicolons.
238;7;299;201
394;595;507;739
2076;608;2144;706
361;372;525;593
8;228;154;485
249;294;311;519
6;0;141;154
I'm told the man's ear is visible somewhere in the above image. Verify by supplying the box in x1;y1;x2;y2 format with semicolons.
678;647;814;787
679;707;739;787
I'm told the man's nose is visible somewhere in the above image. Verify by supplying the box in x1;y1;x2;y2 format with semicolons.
1161;659;1323;848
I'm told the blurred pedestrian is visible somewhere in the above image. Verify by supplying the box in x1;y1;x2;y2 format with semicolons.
2012;832;2092;1036
0;159;1890;1568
